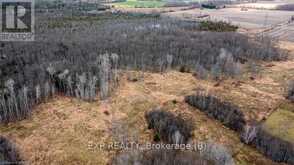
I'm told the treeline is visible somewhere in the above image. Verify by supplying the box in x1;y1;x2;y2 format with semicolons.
276;4;294;11
0;17;286;123
254;126;294;164
37;17;286;76
0;49;119;123
199;21;238;32
185;91;294;164
112;149;215;165
0;136;22;165
286;80;294;102
185;91;246;132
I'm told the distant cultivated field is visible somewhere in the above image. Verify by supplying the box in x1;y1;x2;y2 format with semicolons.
235;0;294;10
164;8;294;29
113;0;166;8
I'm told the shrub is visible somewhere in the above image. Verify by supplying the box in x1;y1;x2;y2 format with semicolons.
210;48;242;79
200;142;234;165
185;92;246;132
276;4;294;11
286;80;294;102
112;149;214;165
199;21;238;32
179;65;191;73
241;121;260;144
111;143;235;165
145;109;195;144
194;64;209;79
0;136;22;165
153;133;161;142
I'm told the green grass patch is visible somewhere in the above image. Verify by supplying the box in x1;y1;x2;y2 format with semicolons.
263;103;294;142
114;0;165;8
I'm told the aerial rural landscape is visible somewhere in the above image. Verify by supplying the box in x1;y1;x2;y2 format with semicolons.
0;0;294;164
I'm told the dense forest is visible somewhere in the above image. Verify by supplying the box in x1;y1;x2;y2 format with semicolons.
0;13;286;124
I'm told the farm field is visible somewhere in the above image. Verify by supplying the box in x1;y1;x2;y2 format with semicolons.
234;0;294;10
163;7;294;41
263;22;294;42
163;8;294;29
113;0;166;8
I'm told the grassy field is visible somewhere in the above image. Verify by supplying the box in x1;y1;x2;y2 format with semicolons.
0;71;281;165
263;103;294;142
114;0;166;8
